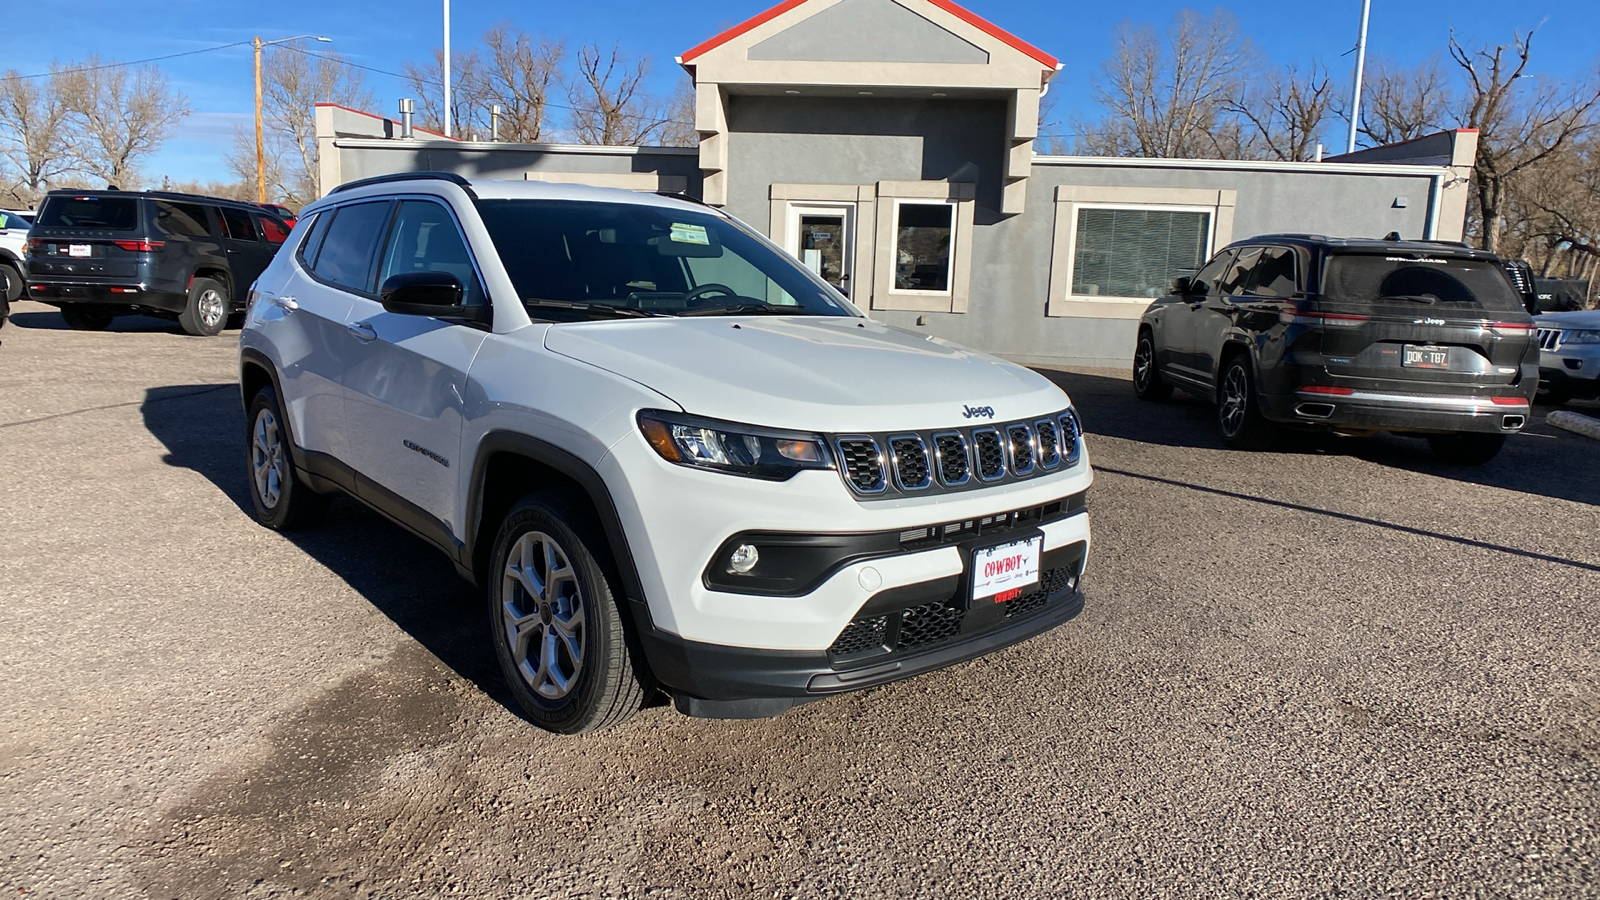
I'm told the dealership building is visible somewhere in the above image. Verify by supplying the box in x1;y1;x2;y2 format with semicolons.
313;0;1479;368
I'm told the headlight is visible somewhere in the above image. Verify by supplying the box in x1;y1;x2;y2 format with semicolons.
1562;330;1600;345
638;410;833;481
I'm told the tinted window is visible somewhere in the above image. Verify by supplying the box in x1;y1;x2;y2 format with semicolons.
310;201;392;291
297;211;332;265
219;207;258;242
894;203;953;292
475;199;850;318
1190;250;1236;293
153;201;211;238
257;214;290;245
1074;208;1210;299
376;201;484;305
1248;248;1298;298
1322;254;1525;312
36;196;139;230
1218;248;1261;295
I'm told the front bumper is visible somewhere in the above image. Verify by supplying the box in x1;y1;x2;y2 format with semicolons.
638;537;1088;717
1540;346;1600;398
1262;387;1533;434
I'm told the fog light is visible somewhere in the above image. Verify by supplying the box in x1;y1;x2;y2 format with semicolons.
727;544;760;575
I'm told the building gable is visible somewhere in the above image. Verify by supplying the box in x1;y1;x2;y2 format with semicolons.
747;0;989;64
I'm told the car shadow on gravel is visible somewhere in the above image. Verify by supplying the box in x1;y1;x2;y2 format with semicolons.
1037;367;1600;508
140;382;527;721
8;309;191;333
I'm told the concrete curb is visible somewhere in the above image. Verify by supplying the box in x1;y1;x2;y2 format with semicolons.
1547;410;1600;441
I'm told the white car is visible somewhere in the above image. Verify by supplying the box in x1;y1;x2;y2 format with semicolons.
238;173;1094;733
0;209;31;325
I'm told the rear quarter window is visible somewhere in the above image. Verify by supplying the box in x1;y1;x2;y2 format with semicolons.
153;202;211;238
36;196;140;230
1322;254;1525;313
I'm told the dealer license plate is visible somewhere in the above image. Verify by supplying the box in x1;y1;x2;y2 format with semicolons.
68;244;91;258
971;536;1042;603
1402;345;1451;369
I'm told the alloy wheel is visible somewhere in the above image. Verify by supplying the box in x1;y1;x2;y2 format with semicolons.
1220;365;1249;437
1133;339;1155;391
251;409;286;509
198;289;226;330
502;531;586;700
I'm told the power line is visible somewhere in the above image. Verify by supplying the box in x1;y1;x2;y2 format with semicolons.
9;40;255;81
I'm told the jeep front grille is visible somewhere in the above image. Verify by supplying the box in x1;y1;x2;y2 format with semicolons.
1537;328;1562;351
830;408;1083;499
835;437;885;493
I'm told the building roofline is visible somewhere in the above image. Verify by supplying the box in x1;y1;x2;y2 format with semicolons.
680;0;1058;69
1032;154;1449;178
315;102;457;141
330;137;701;156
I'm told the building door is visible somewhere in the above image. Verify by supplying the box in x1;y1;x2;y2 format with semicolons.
786;205;853;297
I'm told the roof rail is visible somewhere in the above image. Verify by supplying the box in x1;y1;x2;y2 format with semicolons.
330;171;476;198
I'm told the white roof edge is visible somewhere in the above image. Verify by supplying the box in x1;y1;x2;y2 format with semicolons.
331;138;701;157
1032;154;1449;178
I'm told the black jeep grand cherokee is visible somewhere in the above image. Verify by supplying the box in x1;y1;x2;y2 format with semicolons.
1133;234;1539;465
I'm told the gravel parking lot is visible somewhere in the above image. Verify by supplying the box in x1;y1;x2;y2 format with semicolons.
2;299;1597;898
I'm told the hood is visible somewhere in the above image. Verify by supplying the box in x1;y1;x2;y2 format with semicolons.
543;316;1068;433
1536;309;1600;330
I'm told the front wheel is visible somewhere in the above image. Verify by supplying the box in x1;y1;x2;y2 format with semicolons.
1428;432;1506;466
1132;331;1173;401
1217;356;1279;450
179;277;229;337
489;492;650;734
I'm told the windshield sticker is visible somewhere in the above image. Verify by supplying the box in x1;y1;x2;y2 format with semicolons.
670;223;710;246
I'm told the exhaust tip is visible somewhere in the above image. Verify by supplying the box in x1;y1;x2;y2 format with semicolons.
1296;402;1337;419
1502;415;1526;431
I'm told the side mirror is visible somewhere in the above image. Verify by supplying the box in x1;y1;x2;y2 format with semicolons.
1172;276;1196;296
380;271;487;323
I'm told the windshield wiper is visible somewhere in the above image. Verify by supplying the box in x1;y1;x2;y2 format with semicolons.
1376;294;1440;304
524;299;664;319
679;303;810;317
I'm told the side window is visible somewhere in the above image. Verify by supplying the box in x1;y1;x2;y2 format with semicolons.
297;211;332;267
257;214;290;246
1248;247;1299;298
1190;250;1236;294
375;200;485;305
1218;247;1261;296
153;201;211;237
309;201;392;292
220;207;258;242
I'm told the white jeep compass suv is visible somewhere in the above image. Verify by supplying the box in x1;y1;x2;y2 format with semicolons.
239;173;1094;733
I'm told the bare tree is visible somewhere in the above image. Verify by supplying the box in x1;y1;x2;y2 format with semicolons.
568;42;669;146
226;46;371;206
0;69;74;204
402;49;487;137
1447;29;1600;252
1352;59;1453;146
1075;10;1256;158
55;55;189;188
1229;61;1335;161
657;80;699;148
478;23;564;142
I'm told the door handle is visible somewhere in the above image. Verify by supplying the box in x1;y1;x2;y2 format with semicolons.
271;294;298;311
347;321;377;342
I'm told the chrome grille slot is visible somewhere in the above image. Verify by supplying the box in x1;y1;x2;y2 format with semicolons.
932;432;971;486
1035;419;1060;469
835;437;886;494
973;428;1006;481
888;434;932;490
1059;410;1082;464
1006;423;1036;475
1537;329;1562;351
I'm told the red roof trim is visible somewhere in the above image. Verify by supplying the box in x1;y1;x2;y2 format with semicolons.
314;102;457;141
680;0;1057;69
681;0;810;63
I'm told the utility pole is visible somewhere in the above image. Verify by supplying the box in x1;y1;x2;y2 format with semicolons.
443;0;453;138
1346;0;1372;154
254;36;266;202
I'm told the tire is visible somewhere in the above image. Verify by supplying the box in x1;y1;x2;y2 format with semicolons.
1217;355;1279;450
0;262;20;303
179;277;229;337
60;304;115;331
245;386;330;530
489;491;650;734
1428;432;1506;466
1132;330;1173;401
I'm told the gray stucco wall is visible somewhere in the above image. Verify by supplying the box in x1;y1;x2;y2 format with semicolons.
334;142;703;193
747;0;989;64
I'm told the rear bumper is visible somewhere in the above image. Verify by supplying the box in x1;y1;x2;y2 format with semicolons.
1262;388;1533;434
26;278;185;312
637;539;1089;718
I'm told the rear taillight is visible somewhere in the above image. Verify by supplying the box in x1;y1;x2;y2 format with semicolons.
1300;385;1356;396
113;239;164;252
1280;309;1370;327
1489;322;1534;338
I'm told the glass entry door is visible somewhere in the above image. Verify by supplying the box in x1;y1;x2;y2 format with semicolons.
786;205;853;297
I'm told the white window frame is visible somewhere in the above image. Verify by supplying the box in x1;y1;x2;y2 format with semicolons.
1047;185;1237;319
871;180;976;314
784;202;855;294
887;199;958;297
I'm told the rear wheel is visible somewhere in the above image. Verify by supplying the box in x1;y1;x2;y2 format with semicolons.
60;304;116;331
246;386;330;529
179;277;228;337
1428;432;1506;465
0;262;21;302
1217;355;1279;450
489;492;650;734
1132;330;1173;401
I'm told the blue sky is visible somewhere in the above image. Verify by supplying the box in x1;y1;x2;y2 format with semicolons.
6;0;1598;185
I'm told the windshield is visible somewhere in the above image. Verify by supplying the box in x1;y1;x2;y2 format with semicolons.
36;196;140;231
474;199;856;319
1321;253;1525;313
